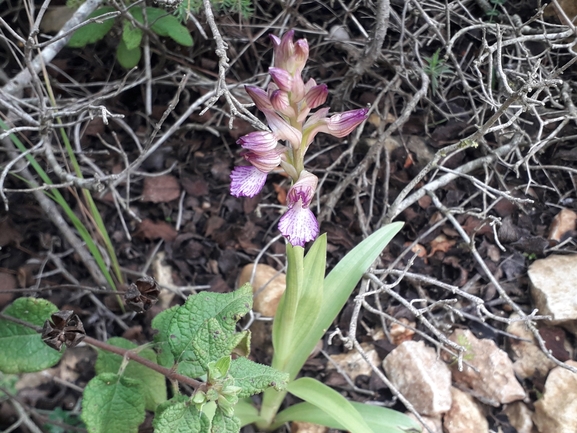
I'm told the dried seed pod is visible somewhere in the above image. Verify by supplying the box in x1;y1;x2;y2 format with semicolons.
41;310;86;351
124;276;160;313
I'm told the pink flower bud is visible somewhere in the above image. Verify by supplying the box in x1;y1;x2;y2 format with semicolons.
270;90;296;118
291;73;306;102
305;83;328;109
230;165;268;197
303;107;368;148
293;39;309;73
245;86;273;112
237;131;278;152
325;108;369;137
269;67;293;92
270;30;309;74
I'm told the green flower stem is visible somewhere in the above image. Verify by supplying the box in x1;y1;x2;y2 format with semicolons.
257;387;287;430
272;244;303;364
258;244;304;428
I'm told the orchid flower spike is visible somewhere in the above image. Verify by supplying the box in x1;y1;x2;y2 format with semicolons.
230;30;368;247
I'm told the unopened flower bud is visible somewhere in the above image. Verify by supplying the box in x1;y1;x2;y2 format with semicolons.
269;67;293;92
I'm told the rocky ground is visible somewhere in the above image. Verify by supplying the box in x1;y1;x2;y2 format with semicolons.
1;0;577;432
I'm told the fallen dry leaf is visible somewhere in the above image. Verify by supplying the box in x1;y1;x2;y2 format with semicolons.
428;234;456;257
548;208;577;242
0;272;16;307
389;318;416;345
142;175;181;203
181;176;209;197
135;219;177;242
204;215;225;237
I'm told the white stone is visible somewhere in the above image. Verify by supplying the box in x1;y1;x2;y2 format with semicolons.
238;264;286;317
449;329;526;406
406;413;443;433
383;340;452;416
504;402;535;433
443;387;488;433
528;254;577;334
507;314;557;379
533;360;577;433
327;343;380;381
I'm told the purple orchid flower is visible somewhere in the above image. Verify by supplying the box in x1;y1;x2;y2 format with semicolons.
230;31;368;247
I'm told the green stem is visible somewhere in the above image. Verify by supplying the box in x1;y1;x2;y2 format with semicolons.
272;244;303;364
258;244;304;428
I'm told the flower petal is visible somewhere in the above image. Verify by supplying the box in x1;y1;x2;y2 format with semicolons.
326;108;369;137
264;110;303;149
270;90;296;118
230;165;268;197
305;84;328;109
287;170;318;207
245;86;273;112
278;201;319;247
237;131;278;152
269;67;293;92
244;150;282;172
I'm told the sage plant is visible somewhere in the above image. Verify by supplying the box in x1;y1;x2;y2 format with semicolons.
230;30;368;246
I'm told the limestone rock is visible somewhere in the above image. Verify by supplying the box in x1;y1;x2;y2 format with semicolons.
443;387;488;433
533;360;577;433
327;343;380;381
238;264;286;317
504;402;536;433
507;314;557;379
449;329;525;406
528;254;577;334
406;413;443;433
383;340;452;416
291;421;328;433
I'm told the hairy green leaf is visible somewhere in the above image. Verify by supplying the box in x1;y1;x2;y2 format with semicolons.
168;284;252;378
81;373;145;433
68;7;116;48
229;357;288;398
151;305;179;368
166;24;193;46
153;395;210;433
116;39;141;69
130;7;193;46
0;372;18;398
211;407;240;433
0;297;62;373
95;337;166;411
122;20;143;51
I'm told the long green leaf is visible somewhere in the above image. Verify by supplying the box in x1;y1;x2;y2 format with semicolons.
234;398;264;427
289;234;326;358
0;119;115;289
272;401;422;433
286;222;403;379
272;244;304;365
286;378;373;433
